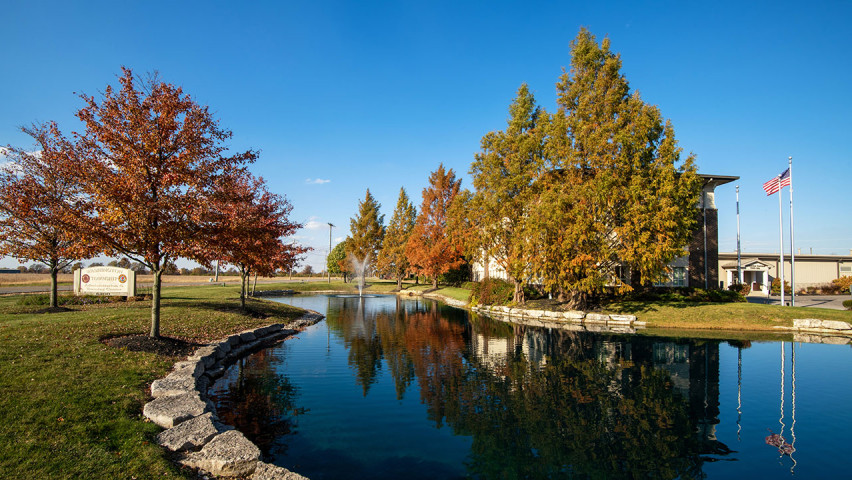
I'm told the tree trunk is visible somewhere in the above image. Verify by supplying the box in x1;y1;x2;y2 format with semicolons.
50;260;59;309
563;289;589;311
513;279;525;304
240;268;248;311
150;268;163;338
397;274;402;291
432;276;438;289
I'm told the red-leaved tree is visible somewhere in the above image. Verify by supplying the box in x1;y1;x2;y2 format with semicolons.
66;68;258;337
208;171;308;310
0;122;98;309
405;164;464;289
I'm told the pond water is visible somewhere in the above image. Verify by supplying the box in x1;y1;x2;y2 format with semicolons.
208;294;852;479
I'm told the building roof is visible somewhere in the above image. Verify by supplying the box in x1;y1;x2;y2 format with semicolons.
720;258;770;269
719;252;852;262
698;174;739;189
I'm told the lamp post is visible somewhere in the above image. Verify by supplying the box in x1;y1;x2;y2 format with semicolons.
327;223;335;284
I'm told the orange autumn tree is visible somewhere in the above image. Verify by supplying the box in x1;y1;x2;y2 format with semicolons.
405;164;464;289
67;68;258;338
208;171;308;310
0;122;98;308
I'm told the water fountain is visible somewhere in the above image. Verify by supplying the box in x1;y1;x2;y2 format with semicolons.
350;254;370;297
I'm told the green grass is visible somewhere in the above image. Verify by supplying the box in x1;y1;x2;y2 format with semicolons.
0;285;303;479
603;299;852;331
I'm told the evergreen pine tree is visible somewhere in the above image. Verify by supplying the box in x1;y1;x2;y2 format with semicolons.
377;188;417;290
348;189;385;272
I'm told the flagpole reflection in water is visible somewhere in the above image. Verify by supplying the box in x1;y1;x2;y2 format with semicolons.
765;341;797;469
790;342;797;473
780;341;785;451
736;346;742;442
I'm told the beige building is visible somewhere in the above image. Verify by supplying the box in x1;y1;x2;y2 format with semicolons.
718;251;852;294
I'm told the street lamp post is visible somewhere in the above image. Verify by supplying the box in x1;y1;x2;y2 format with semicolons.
327;223;335;284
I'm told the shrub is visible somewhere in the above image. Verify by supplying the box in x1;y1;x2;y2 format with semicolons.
770;278;792;295
468;278;514;306
844;299;852;310
728;282;750;296
438;262;472;287
832;276;852;293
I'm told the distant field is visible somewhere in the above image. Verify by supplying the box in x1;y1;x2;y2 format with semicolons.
0;273;76;286
0;273;305;287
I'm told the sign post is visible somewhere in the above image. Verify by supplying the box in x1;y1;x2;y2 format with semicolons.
74;266;136;298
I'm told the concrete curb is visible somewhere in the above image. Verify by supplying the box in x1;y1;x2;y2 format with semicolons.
143;312;324;479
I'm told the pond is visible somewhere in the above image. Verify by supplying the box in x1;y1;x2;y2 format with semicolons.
208;294;852;479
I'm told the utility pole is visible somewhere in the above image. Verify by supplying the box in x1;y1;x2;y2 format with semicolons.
327;223;335;284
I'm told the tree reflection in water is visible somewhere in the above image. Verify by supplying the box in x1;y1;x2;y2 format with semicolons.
214;296;734;478
209;349;301;457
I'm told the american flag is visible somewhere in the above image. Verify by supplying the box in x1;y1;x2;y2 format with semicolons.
762;168;791;195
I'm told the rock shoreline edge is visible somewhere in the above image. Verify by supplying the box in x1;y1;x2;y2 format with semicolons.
143;312;324;479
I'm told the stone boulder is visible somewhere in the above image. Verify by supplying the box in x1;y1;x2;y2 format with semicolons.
150;373;197;398
156;412;220;452
252;461;310;480
180;430;261;477
143;392;207;428
820;320;851;331
585;313;609;323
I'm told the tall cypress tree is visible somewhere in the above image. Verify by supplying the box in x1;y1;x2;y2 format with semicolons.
526;28;701;309
406;164;463;289
469;84;546;303
377;188;417;290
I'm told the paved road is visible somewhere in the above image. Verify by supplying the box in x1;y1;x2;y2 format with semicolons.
747;294;850;310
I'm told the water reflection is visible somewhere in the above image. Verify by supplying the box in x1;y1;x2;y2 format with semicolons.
208;295;848;479
208;349;301;454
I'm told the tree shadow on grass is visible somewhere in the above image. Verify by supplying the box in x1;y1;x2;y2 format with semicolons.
607;300;721;314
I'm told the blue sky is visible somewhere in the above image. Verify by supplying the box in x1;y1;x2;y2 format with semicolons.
2;0;850;271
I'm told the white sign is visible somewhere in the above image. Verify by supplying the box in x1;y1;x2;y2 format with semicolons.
74;266;136;296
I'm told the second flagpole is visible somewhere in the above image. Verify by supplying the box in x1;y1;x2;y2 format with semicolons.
789;157;795;307
778;172;785;306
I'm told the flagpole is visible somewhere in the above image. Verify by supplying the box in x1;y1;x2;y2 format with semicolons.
778;174;785;306
736;185;742;284
789;157;795;307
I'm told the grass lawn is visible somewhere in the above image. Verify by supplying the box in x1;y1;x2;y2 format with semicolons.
0;284;304;479
603;299;852;331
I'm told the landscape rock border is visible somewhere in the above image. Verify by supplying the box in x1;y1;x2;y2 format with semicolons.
471;304;646;334
790;318;852;345
143;313;322;479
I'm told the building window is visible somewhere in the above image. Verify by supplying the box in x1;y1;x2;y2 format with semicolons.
671;267;686;287
654;267;687;287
